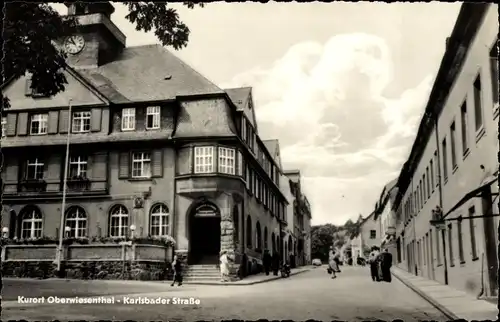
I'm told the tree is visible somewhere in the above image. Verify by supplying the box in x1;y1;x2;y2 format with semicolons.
311;224;338;261
2;2;203;108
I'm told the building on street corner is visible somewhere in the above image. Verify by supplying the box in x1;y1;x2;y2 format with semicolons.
0;2;312;281
349;211;381;263
390;2;498;299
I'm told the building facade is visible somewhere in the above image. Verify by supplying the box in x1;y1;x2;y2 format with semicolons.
391;3;498;298
350;212;381;262
373;179;398;264
1;3;293;280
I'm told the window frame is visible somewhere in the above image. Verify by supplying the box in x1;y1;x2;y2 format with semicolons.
131;151;152;178
472;74;484;133
450;121;457;170
109;205;129;238
193;146;215;174
26;157;44;180
1;116;6;138
72;111;92;133
21;208;43;239
150;204;170;237
460;101;469;156
69;155;88;178
121;108;136;131
218;146;236;175
146;106;161;130
65;206;87;238
30;113;48;135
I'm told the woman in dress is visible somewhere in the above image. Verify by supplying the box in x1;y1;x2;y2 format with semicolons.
328;246;339;279
219;250;230;282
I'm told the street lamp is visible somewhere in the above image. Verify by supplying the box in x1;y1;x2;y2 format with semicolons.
130;224;136;239
64;226;71;238
2;227;9;238
56;98;73;274
429;205;449;285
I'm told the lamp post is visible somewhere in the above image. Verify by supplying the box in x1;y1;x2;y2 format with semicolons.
56;98;73;274
2;227;9;238
64;226;71;238
130;224;136;239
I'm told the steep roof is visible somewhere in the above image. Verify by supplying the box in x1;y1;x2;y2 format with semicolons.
224;86;257;130
263;139;278;159
76;44;224;103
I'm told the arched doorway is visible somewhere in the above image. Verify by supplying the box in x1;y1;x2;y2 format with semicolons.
271;232;276;254
189;202;221;264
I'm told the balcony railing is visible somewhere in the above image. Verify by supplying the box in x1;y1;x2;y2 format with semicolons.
18;179;47;192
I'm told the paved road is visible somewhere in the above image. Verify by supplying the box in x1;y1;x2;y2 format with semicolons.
3;266;448;321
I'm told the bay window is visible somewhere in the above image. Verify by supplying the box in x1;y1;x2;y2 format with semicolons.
194;146;214;173
218;147;235;175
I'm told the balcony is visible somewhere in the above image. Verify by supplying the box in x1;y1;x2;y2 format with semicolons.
175;174;245;199
18;179;47;193
66;176;91;192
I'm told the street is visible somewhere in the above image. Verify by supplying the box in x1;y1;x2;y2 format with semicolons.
3;266;449;321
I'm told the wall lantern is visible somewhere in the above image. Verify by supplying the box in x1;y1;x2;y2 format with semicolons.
429;206;446;230
2;227;9;238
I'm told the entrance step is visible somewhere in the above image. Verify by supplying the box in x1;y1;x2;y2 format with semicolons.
183;265;220;282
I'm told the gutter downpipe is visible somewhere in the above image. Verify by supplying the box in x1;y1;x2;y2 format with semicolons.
433;109;449;285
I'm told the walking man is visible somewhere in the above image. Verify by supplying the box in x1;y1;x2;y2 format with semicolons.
263;249;272;275
171;255;183;286
368;246;380;282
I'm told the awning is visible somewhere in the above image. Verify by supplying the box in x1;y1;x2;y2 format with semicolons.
443;174;498;218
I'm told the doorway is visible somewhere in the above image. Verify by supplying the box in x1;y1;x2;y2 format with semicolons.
189;204;221;265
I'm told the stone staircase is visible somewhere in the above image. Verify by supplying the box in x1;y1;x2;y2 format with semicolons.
183;264;220;282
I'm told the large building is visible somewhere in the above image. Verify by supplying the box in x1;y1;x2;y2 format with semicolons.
373;179;398;263
350;212;381;263
391;3;498;298
1;2;296;280
280;170;312;267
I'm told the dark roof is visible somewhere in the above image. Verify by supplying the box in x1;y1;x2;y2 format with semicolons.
224;86;256;128
76;44;224;103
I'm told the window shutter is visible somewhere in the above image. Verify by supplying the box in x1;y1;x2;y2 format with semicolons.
151;149;163;178
17;113;28;136
6;113;17;136
90;152;107;180
237;151;243;176
25;77;33;96
118;152;130;179
91;108;102;132
48;111;59;134
59;110;70;134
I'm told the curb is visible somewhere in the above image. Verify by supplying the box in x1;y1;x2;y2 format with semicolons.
183;268;310;286
391;270;458;320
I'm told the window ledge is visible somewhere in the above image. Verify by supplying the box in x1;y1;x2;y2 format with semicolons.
121;129;135;132
146;127;161;131
459;260;466;266
475;127;486;143
472;256;479;261
444;178;448;185
450;264;455;267
128;177;152;182
30;133;48;136
493;103;499;119
436;263;443;267
452;165;459;175
462;148;470;160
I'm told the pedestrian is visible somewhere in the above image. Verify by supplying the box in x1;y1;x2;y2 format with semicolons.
380;248;393;282
171;255;183;286
220;250;230;282
263;249;272;275
271;252;280;276
328;246;338;279
368;246;380;282
333;250;341;273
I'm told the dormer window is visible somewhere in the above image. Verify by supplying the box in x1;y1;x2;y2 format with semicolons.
121;108;136;131
72;111;91;133
30;114;48;135
146;106;161;130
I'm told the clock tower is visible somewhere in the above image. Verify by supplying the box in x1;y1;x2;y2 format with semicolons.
61;2;126;69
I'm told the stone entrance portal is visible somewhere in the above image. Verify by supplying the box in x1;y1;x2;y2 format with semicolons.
189;203;221;265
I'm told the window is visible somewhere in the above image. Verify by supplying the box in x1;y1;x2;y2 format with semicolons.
194;146;214;173
150;204;169;236
1;117;6;138
457;220;464;263
435;229;441;265
369;230;376;239
131;152;151;178
246;216;252;248
419;182;423;208
69;156;88;178
26;158;44;180
65;206;87;238
442;138;448;181
146;106;161;129
72;111;91;133
21;208;43;239
109;205;129;237
426;168;430;198
255;222;262;250
30;114;48;135
121;108;136;131
430;159;435;190
434;151;439;187
490;44;498;106
469;206;478;260
448;224;454;266
473;75;483;131
423;175;427;200
218;147;235;175
460;102;469;154
423;236;426;265
264;227;268;249
450;122;457;169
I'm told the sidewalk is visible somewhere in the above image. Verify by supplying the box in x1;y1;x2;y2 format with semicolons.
182;266;311;286
392;266;498;321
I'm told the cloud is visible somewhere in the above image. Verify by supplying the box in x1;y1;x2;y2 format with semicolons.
222;33;435;225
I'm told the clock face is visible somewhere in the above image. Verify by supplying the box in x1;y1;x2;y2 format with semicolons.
64;35;85;55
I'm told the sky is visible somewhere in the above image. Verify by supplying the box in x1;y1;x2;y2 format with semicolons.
52;2;462;226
